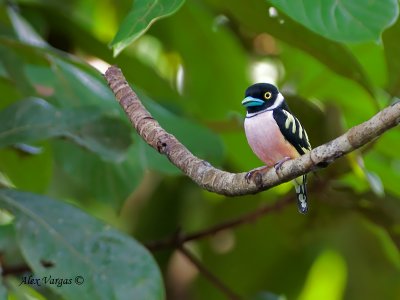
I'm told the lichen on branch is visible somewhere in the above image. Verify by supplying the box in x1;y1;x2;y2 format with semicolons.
104;66;400;196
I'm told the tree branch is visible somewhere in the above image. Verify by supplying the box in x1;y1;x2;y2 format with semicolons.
145;193;293;251
178;246;242;300
1;264;31;276
145;179;329;251
104;66;400;196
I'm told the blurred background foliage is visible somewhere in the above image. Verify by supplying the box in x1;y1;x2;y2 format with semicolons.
0;0;400;299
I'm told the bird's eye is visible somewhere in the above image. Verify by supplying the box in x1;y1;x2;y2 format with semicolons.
264;91;272;100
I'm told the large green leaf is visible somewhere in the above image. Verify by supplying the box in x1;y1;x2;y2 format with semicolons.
65;115;132;162
0;38;224;205
0;36;121;116
0;189;165;300
50;90;224;208
269;0;399;43
52;140;144;209
45;85;224;207
0;98;131;161
0;98;98;147
110;0;186;56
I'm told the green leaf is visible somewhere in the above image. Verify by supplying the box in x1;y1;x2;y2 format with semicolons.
7;5;48;48
0;76;24;110
0;43;37;97
0;171;15;188
0;143;53;193
53;141;144;208
207;0;374;97
4;276;47;300
64;116;132;162
364;151;400;198
325;215;400;299
110;0;186;56
0;98;98;147
51;91;224;207
0;98;131;161
298;250;347;300
0;224;25;266
365;170;385;197
43;58;118;112
383;16;400;97
0;37;120;115
268;0;399;43
22;4;179;101
0;189;165;300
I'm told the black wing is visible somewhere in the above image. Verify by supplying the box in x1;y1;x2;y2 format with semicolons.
273;108;311;155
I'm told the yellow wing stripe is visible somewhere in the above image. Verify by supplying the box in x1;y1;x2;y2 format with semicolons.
283;111;296;134
298;122;303;139
301;147;310;153
283;110;311;151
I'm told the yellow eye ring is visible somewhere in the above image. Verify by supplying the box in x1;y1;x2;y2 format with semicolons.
264;91;272;100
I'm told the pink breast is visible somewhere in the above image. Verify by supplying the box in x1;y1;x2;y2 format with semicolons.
244;111;299;166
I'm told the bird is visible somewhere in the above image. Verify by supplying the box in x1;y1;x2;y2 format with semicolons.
241;83;312;214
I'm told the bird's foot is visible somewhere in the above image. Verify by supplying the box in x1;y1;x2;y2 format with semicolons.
274;157;291;172
245;166;271;186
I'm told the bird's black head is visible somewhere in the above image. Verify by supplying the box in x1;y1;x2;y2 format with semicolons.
242;83;282;113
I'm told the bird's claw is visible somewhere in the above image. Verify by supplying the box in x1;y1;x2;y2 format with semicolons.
244;170;256;184
245;166;270;186
274;157;291;172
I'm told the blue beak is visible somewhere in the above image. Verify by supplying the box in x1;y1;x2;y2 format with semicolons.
241;96;264;107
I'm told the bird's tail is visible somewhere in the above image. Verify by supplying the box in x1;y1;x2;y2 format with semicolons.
293;175;308;214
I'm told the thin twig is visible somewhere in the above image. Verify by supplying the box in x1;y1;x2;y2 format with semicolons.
145;181;329;251
1;264;31;276
178;245;242;300
146;193;293;251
